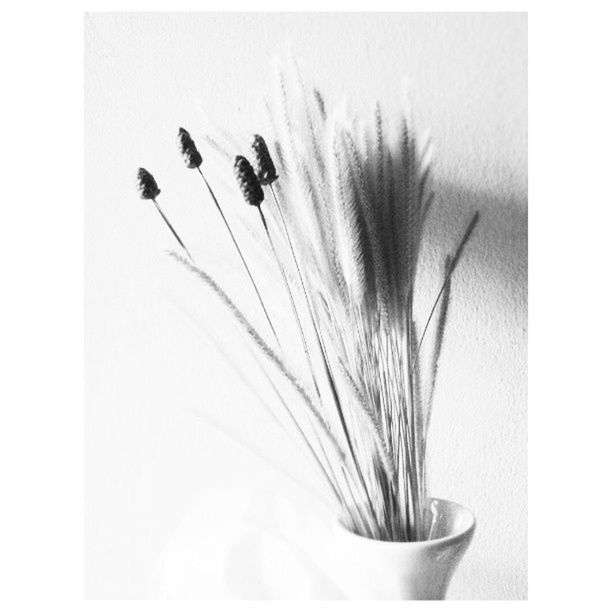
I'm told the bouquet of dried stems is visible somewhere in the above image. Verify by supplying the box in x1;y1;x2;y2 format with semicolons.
136;65;479;543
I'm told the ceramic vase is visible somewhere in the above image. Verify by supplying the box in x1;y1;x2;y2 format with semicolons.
331;498;475;600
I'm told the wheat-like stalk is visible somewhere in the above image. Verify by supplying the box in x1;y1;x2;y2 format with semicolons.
136;62;479;542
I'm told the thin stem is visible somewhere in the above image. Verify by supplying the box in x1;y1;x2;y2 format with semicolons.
171;300;333;507
269;185;380;534
412;211;480;370
256;362;344;506
170;252;345;459
269;185;314;311
259;202;380;537
316;325;381;534
152;198;193;262
425;256;453;436
406;308;417;540
196;167;281;348
339;465;376;539
257;205;322;400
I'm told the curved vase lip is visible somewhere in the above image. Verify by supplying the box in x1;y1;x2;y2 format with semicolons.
335;497;476;547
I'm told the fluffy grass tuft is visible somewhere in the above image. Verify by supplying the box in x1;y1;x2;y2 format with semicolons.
142;62;479;542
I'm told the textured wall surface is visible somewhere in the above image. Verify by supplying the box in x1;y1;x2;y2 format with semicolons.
85;12;527;599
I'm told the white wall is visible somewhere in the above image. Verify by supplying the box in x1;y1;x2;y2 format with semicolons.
85;12;527;599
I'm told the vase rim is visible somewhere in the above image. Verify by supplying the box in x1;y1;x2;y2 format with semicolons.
335;497;475;547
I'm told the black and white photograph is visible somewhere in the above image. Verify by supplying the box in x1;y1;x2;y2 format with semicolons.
84;12;527;600
6;3;612;608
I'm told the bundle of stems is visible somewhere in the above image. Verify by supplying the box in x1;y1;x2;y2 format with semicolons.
136;67;479;542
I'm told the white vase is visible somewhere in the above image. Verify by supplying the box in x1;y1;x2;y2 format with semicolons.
330;498;475;600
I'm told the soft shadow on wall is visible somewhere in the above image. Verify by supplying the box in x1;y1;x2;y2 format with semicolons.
422;179;527;600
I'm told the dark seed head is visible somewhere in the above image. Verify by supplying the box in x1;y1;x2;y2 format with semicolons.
251;134;278;185
136;167;161;200
177;127;203;169
234;156;264;207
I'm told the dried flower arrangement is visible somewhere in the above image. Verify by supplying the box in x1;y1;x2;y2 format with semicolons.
136;66;479;543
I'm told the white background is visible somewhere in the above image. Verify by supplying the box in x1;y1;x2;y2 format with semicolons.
84;12;526;599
